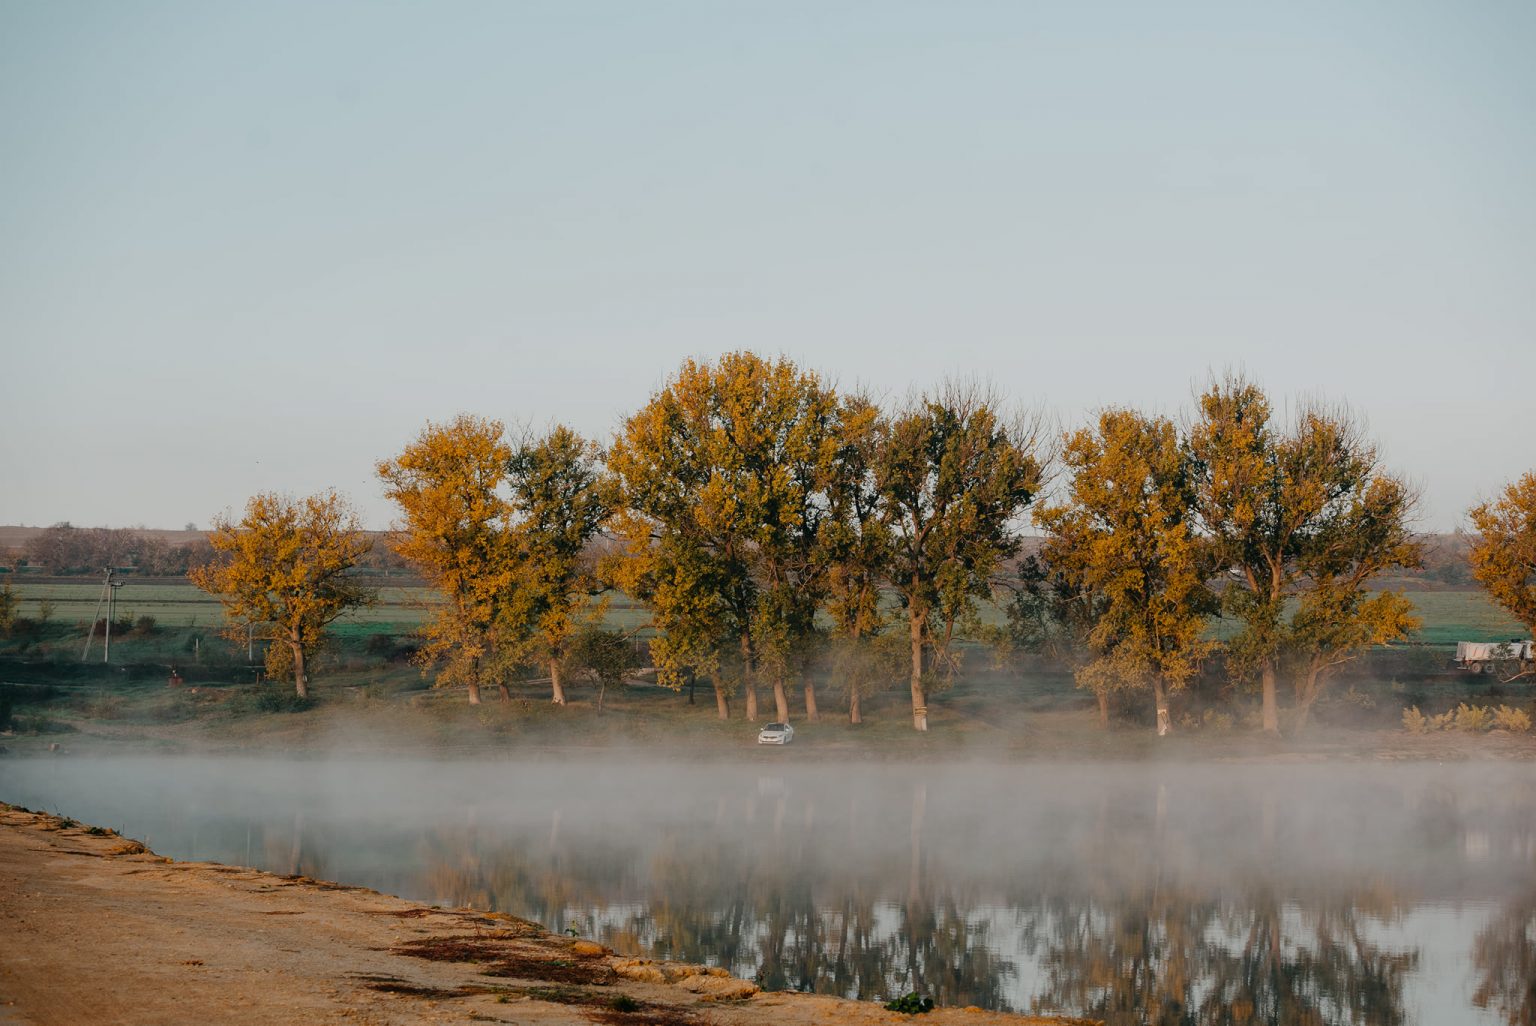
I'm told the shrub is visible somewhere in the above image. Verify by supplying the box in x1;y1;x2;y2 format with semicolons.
134;615;157;635
1402;706;1431;734
1453;703;1494;732
1492;705;1533;732
232;686;316;715
1203;709;1235;731
885;993;936;1015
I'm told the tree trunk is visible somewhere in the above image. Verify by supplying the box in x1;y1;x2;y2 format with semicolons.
1260;660;1280;735
550;658;566;705
740;631;759;721
467;682;482;705
804;681;819;721
1152;676;1170;736
773;676;789;723
289;638;308;699
713;678;730;720
1293;664;1322;730
849;684;861;725
909;607;927;732
1096;689;1109;728
497;681;512;702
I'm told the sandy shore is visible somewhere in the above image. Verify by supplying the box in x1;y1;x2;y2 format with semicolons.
0;804;1095;1026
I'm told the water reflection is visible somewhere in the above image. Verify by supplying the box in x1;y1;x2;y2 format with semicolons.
3;758;1532;1025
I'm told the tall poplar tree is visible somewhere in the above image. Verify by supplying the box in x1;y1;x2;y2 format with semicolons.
820;395;895;724
610;352;841;721
875;384;1044;731
1189;376;1420;733
1036;409;1215;734
504;425;615;705
377;415;518;705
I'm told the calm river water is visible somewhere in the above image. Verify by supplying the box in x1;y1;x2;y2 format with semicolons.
3;755;1533;1025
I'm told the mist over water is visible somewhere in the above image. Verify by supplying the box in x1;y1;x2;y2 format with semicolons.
4;755;1533;1025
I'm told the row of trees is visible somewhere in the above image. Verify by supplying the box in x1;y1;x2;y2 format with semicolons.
18;524;214;576
1020;380;1423;734
192;353;1536;734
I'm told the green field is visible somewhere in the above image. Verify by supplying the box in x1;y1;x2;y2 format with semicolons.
6;580;655;634
1402;591;1527;646
6;579;1526;650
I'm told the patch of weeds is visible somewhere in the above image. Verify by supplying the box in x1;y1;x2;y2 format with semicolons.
232;686;316;715
83;825;114;836
392;934;614;985
11;714;76;735
586;1002;713;1026
885;992;936;1014
610;994;642;1012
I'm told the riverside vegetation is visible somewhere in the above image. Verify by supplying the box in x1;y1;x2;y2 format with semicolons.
1;354;1532;747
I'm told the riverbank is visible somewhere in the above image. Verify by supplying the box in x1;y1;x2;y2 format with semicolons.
0;803;1096;1026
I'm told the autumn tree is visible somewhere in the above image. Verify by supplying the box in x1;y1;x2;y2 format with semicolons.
1286;473;1421;725
820;395;896;724
377;415;518;705
609;352;842;722
1189;376;1420;733
1035;409;1216;734
875;384;1045;731
504;425;615;704
1468;472;1536;664
191;491;373;698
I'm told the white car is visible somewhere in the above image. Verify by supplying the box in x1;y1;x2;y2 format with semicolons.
757;722;794;745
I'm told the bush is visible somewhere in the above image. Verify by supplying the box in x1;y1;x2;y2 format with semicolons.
885;994;936;1015
233;686;315;715
1406;703;1535;735
1492;705;1533;732
134;615;157;635
1453;703;1495;732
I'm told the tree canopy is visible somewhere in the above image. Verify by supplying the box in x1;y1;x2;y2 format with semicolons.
1468;471;1536;644
191;490;373;698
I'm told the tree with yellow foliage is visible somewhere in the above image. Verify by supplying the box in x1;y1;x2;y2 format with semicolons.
377;415;518;704
192;490;373;699
1468;471;1536;662
505;425;615;705
875;384;1045;731
609;352;842;722
1036;409;1216;734
1286;473;1420;725
1189;376;1420;733
820;394;896;724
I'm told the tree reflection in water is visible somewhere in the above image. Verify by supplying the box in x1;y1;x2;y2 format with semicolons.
8;758;1533;1025
397;767;1536;1025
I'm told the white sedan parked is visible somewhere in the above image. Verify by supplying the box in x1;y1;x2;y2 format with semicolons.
757;722;794;745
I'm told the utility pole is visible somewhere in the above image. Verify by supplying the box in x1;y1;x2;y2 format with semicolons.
82;568;113;662
104;575;124;662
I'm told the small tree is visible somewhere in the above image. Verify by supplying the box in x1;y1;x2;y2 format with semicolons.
1468;472;1536;671
191;491;374;699
566;626;645;712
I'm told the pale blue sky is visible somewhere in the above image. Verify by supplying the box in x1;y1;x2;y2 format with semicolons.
3;0;1532;530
